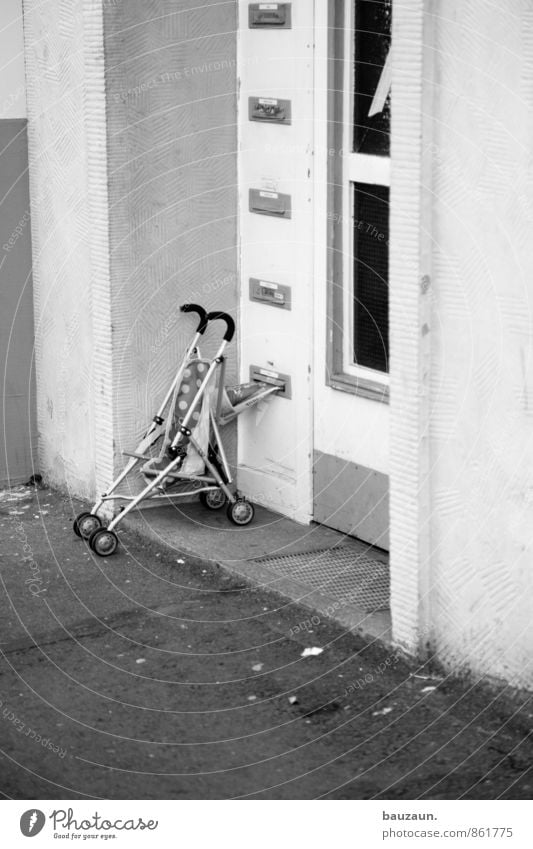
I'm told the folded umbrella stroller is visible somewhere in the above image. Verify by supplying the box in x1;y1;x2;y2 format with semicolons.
73;304;279;556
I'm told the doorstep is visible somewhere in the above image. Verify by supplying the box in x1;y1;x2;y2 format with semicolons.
122;500;392;644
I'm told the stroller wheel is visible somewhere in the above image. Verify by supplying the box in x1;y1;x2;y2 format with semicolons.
227;499;255;526
199;489;227;511
73;512;102;539
89;528;119;557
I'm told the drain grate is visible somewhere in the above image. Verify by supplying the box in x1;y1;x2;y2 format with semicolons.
255;545;389;612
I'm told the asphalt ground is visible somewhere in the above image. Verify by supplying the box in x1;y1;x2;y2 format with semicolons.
0;486;531;799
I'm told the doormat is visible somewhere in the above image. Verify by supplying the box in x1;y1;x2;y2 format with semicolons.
254;545;389;612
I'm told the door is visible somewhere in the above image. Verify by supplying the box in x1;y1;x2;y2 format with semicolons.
313;0;391;549
0;119;36;486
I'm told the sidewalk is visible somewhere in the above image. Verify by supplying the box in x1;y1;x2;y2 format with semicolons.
123;498;391;643
0;485;531;800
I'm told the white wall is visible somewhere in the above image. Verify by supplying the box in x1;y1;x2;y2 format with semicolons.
0;0;26;118
428;0;533;687
388;0;430;653
23;0;113;499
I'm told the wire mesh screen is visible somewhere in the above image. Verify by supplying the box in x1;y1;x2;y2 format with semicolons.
256;546;390;613
353;182;389;373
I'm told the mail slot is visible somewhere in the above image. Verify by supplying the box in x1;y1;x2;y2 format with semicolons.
249;189;292;219
249;97;291;125
249;278;291;309
250;365;292;399
249;3;291;28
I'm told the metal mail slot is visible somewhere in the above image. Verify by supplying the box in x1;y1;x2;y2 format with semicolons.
249;277;291;310
249;97;291;125
250;365;292;399
248;3;291;28
249;189;291;219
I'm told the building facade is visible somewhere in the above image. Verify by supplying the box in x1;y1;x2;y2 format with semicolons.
18;0;533;688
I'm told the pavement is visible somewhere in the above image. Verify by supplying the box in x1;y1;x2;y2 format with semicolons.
0;484;531;800
122;496;392;642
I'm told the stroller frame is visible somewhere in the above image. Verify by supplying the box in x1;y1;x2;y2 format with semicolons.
73;305;278;556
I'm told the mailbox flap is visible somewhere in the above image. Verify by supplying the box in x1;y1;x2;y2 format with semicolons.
248;3;291;28
249;97;292;124
249;189;292;218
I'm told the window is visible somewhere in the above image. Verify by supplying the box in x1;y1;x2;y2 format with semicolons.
353;0;392;157
327;0;391;399
353;182;389;372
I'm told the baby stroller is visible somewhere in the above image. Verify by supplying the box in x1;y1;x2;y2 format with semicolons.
73;304;279;556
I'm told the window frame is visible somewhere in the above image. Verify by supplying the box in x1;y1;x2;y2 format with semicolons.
326;0;390;403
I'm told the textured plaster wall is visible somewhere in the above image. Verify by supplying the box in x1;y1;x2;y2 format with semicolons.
103;0;238;471
24;0;237;499
429;0;533;687
23;0;113;498
389;1;429;653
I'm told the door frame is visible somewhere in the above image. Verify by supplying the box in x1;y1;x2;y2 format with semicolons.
312;0;390;548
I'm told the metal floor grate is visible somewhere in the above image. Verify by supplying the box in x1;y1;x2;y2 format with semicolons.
255;545;390;612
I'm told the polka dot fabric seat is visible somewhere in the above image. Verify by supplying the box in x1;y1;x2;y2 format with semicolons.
168;358;214;476
173;360;209;429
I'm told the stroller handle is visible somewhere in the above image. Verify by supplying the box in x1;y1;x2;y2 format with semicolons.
180;304;208;334
207;311;235;342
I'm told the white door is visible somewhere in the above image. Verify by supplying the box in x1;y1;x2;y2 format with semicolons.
313;0;391;549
